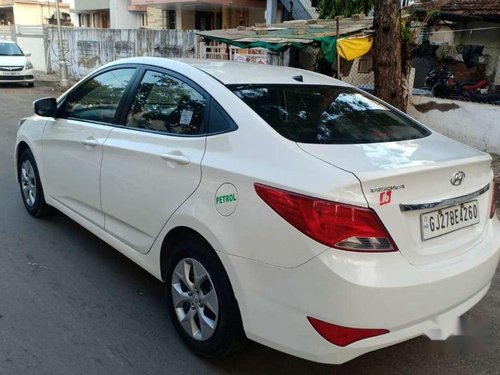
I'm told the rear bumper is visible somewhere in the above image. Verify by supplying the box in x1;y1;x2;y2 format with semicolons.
221;219;500;364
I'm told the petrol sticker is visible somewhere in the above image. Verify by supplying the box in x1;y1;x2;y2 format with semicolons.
215;183;238;216
216;194;237;204
380;190;392;205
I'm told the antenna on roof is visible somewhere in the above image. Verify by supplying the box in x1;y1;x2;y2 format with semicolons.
292;75;303;82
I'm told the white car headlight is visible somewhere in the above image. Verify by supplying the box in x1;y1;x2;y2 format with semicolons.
25;61;33;70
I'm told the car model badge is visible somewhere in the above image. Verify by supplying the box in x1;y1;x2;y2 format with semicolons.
379;191;392;205
450;171;465;186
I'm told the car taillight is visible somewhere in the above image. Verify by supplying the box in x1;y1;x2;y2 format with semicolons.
254;183;397;252
307;316;389;347
491;182;498;219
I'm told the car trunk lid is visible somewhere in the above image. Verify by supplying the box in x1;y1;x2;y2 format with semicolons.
298;132;493;265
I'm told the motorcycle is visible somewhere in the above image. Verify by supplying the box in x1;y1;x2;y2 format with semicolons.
425;66;499;104
425;66;488;96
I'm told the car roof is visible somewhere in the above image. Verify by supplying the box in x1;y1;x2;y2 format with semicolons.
176;58;349;86
108;57;349;86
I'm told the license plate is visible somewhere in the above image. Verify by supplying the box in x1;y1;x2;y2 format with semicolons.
0;71;19;76
421;200;479;240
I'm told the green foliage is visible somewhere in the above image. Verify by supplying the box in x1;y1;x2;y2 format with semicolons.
401;24;416;45
426;8;440;24
316;0;374;19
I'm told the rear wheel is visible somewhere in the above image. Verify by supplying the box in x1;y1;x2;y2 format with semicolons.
164;237;245;358
18;149;51;217
27;82;34;88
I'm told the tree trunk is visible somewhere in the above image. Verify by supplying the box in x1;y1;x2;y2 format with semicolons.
401;39;414;112
373;0;405;111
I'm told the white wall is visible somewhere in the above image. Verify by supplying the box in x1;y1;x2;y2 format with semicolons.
46;27;198;78
110;0;139;29
408;95;500;154
73;0;110;11
428;25;454;45
16;36;46;72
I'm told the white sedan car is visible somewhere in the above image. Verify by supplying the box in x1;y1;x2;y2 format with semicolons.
15;57;499;364
0;40;34;87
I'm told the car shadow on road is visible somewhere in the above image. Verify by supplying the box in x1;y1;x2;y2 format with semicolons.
27;207;497;375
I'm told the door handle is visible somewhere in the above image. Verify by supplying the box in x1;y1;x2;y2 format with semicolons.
81;138;99;147
160;152;190;165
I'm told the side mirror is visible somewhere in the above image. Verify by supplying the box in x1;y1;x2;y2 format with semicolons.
25;52;31;57
34;97;58;117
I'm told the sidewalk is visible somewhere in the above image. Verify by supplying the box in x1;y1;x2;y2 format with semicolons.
35;72;78;90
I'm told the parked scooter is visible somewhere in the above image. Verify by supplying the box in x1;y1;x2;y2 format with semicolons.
425;66;499;104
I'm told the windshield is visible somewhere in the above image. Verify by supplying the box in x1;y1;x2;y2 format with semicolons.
0;42;24;56
228;84;430;144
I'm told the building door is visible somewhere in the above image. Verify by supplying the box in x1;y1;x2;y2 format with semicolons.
195;11;214;31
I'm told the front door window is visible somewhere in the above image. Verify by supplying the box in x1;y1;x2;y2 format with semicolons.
62;68;136;124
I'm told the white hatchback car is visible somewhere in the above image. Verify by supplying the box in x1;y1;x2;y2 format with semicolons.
0;40;34;87
15;57;499;364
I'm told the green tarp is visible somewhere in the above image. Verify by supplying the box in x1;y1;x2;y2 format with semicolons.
199;26;346;64
198;19;373;64
200;36;303;53
202;34;339;64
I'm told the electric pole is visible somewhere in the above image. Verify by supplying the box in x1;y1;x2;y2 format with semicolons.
55;0;70;89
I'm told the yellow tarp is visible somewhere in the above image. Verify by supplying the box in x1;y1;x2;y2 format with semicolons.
337;35;373;61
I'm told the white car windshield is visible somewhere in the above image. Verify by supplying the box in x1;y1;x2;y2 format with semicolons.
0;42;24;56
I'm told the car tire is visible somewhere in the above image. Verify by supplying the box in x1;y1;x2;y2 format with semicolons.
28;82;34;88
164;237;246;358
18;148;52;217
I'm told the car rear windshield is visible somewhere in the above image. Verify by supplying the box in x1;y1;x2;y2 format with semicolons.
228;84;430;144
0;43;23;56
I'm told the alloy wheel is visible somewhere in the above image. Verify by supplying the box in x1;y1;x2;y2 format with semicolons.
171;258;219;341
21;160;37;207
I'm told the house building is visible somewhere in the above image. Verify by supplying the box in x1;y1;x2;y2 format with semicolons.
70;0;110;28
128;0;272;30
0;0;71;26
411;0;500;89
70;0;139;28
65;0;317;30
0;0;14;25
281;0;317;21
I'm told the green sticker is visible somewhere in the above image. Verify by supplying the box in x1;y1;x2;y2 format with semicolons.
215;184;239;216
216;193;237;204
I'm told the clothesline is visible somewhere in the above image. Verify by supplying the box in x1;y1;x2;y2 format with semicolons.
427;26;500;34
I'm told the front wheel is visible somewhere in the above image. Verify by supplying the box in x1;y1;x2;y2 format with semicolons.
18;148;52;217
164;237;245;358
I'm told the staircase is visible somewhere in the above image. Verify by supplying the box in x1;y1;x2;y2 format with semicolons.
280;0;318;20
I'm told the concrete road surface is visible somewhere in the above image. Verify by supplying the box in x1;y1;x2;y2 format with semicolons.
0;82;499;375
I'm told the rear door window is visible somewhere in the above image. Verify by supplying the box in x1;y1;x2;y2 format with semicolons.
228;85;430;144
125;70;207;135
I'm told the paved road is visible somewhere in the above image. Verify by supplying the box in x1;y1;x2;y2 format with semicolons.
0;83;499;375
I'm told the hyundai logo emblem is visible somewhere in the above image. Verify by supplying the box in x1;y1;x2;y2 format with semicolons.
450;171;466;186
